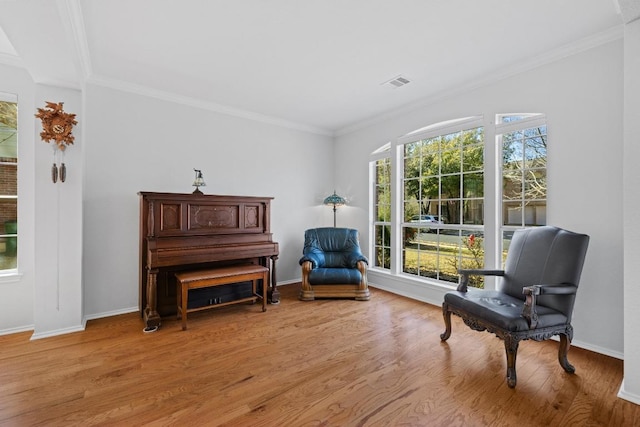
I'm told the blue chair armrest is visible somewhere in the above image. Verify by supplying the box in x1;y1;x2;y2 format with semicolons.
299;252;324;269
345;252;368;268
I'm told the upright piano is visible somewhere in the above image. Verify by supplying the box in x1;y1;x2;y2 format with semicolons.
138;191;279;331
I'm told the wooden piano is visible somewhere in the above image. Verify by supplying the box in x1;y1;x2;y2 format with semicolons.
138;191;279;331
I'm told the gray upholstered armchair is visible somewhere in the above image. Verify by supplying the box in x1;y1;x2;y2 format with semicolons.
299;227;370;301
440;226;589;388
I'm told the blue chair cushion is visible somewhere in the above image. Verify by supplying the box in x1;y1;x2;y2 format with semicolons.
308;267;363;285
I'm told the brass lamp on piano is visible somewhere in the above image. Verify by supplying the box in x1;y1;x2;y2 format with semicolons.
192;169;206;194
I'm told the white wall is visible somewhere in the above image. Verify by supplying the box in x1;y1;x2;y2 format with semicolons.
32;83;83;338
0;65;84;338
621;15;640;404
82;84;334;317
0;64;35;333
334;40;625;357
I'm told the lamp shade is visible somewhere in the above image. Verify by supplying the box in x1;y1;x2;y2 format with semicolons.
324;191;346;227
323;191;346;207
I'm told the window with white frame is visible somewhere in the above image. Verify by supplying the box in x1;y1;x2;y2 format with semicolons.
0;92;18;271
401;118;485;286
498;114;547;264
372;143;391;270
370;113;547;289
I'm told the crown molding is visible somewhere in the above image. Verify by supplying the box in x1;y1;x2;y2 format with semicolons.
0;56;82;90
34;78;82;91
59;0;92;80
86;75;333;137
0;51;22;68
335;25;624;137
615;0;640;24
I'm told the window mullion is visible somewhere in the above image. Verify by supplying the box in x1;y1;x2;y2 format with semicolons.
391;143;403;274
483;115;499;288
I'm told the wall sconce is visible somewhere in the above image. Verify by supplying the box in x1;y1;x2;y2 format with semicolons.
323;190;346;227
192;169;206;194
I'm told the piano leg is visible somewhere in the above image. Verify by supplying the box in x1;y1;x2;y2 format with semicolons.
269;255;280;304
144;269;162;332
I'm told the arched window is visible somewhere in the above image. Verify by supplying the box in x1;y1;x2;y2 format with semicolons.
370;113;546;289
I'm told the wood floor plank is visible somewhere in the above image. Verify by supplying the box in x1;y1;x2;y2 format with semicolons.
0;283;637;426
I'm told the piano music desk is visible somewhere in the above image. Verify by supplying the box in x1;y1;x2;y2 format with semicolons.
175;264;268;330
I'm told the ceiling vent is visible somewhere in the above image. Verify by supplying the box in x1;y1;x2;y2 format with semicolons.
382;75;411;88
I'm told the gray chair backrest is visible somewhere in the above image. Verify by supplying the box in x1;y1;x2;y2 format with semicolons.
500;226;589;320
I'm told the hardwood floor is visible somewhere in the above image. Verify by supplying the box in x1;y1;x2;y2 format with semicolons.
1;284;638;426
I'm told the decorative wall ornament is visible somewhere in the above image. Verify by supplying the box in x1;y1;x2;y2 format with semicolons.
35;102;77;183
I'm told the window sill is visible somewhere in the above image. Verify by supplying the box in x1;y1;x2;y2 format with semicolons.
368;268;456;307
369;266;457;287
0;271;23;284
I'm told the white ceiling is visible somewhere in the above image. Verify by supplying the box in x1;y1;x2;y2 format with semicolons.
0;0;624;135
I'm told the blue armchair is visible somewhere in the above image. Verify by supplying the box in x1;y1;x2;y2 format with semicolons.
299;227;370;301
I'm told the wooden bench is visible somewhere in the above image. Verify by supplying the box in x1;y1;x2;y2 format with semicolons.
175;264;269;330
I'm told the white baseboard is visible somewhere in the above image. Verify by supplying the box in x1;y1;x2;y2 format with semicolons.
571;339;623;360
276;279;300;286
0;324;34;337
83;306;139;322
30;324;86;340
618;380;640;405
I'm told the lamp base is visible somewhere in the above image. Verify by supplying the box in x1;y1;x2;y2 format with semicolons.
192;187;203;195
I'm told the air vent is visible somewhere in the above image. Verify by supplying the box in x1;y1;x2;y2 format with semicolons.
382;75;411;88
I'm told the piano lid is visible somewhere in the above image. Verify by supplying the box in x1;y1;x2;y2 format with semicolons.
139;192;273;238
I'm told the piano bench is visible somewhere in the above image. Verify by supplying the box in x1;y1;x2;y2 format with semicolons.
175;264;269;330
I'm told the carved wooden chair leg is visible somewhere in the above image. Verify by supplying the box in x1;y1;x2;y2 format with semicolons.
440;304;452;341
558;333;576;374
504;335;520;388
